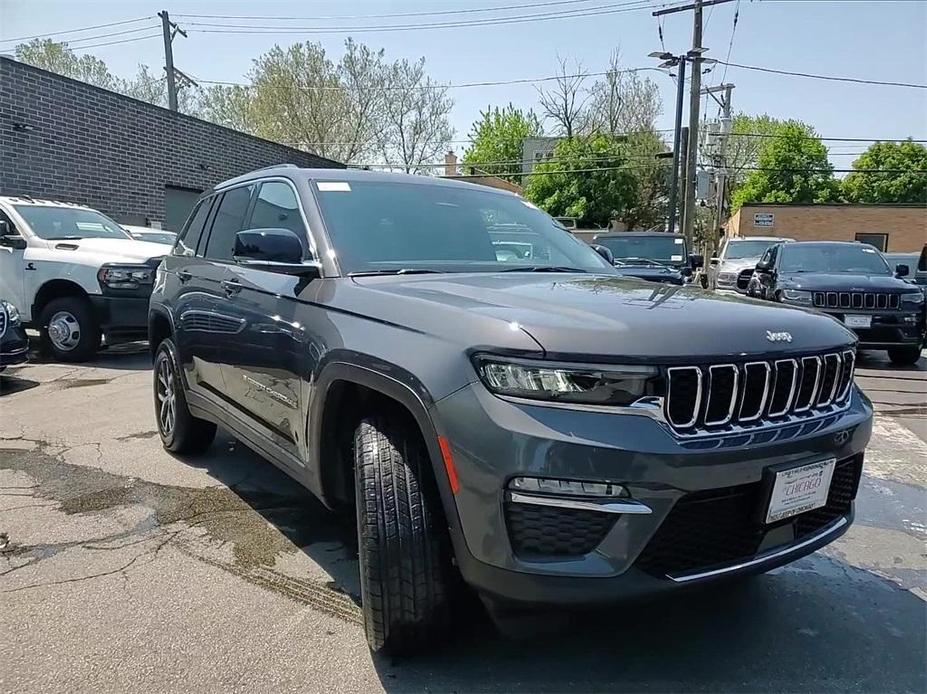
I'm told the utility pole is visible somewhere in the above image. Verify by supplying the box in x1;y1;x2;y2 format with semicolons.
158;10;188;112
653;0;734;244
668;59;687;235
678;127;689;235
702;83;734;256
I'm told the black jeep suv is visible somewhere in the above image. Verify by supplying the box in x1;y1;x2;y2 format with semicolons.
592;231;700;285
749;241;925;365
150;167;872;654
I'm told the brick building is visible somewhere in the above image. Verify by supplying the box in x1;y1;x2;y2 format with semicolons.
726;203;927;252
0;57;343;230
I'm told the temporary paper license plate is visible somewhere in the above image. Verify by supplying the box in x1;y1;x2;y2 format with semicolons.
765;458;836;524
844;315;871;328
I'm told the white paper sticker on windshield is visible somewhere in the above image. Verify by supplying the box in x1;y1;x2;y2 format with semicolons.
674;238;683;244
671;254;683;262
861;247;875;253
317;181;351;192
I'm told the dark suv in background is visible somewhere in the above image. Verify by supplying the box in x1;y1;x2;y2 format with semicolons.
591;231;701;285
749;241;925;365
150;167;872;654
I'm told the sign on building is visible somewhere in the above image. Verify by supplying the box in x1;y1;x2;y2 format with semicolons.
753;212;775;227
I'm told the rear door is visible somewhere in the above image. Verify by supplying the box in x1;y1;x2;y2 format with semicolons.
175;184;255;398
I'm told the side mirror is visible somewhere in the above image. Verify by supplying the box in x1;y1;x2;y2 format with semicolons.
689;253;704;269
0;220;26;250
755;260;772;273
896;263;910;277
233;228;320;278
591;244;614;265
709;256;720;266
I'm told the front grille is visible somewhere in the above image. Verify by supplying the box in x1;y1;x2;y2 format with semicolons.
736;269;754;291
0;304;6;339
663;349;855;435
813;291;899;310
634;454;862;577
505;502;616;557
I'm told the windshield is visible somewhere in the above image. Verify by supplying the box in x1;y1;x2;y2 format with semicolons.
780;244;892;274
313;180;614;275
594;235;687;264
15;205;131;241
725;239;778;260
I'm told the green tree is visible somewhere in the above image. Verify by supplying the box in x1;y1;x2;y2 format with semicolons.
842;140;927;203
620;129;670;230
525;134;637;228
731;122;840;209
461;104;542;182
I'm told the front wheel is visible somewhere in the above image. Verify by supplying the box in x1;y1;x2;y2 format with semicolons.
887;345;923;366
40;297;100;362
354;416;451;655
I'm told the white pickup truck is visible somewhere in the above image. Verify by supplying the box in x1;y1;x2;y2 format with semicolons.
0;196;168;361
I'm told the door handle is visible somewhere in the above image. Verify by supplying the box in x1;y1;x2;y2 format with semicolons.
177;270;191;283
221;279;242;295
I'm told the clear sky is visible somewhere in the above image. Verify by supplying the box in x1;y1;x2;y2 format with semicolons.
2;0;925;167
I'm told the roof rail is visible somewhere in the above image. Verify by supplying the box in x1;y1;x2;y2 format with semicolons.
253;163;299;172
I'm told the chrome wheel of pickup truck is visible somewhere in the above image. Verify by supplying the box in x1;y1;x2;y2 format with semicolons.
48;310;81;352
39;297;100;362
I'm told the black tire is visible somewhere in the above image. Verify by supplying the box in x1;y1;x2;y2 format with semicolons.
39;296;100;362
153;338;216;454
354;416;450;655
887;344;923;366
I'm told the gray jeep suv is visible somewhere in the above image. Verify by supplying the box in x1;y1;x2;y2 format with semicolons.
149;167;872;654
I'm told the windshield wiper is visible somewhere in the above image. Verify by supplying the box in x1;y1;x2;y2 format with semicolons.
617;257;671;268
348;268;445;277
46;235;85;240
499;266;588;273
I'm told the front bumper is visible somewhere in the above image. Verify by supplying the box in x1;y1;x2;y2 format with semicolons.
88;294;151;341
0;325;30;367
434;382;872;605
813;308;925;349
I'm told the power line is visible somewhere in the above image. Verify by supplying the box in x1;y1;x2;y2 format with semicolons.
174;0;622;21
184;2;674;35
719;0;741;86
67;34;163;52
718;60;927;89
3;24;162;48
0;16;152;44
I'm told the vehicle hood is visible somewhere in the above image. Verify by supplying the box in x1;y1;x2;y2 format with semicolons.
42;237;168;264
779;272;913;292
720;258;761;273
351;273;855;360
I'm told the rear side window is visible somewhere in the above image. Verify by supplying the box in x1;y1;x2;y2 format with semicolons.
174;198;213;256
204;185;255;261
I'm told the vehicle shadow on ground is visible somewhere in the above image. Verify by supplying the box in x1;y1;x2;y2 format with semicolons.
23;339;152;371
856;349;926;372
0;372;40;396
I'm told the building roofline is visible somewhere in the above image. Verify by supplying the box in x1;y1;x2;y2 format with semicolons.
0;56;343;169
735;202;927;209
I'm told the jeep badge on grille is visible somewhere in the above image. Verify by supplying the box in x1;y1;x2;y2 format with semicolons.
766;331;793;343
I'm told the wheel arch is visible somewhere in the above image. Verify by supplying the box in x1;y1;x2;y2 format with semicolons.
31;279;89;324
310;361;463;537
148;305;175;358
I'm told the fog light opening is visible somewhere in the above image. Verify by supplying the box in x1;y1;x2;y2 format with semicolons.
508;476;629;498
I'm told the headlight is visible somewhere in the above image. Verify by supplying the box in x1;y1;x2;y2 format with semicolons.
781;289;813;305
97;264;154;290
717;272;736;284
475;356;657;406
900;291;925;309
1;300;21;325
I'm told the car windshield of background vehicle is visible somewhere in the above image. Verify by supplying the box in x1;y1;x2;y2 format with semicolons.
726;239;778;259
594;236;687;264
313;180;615;275
14;206;132;241
779;244;892;274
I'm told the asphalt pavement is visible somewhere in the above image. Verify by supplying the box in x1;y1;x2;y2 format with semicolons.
1;344;925;693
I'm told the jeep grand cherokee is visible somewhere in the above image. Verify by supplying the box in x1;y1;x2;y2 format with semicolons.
149;167;872;655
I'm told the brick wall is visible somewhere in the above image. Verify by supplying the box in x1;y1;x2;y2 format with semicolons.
0;57;344;229
727;204;927;252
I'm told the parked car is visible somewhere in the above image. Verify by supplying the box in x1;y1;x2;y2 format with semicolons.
150;167;872;655
0;196;167;361
0;298;29;373
748;240;925;365
591;231;702;285
122;225;178;246
706;236;794;294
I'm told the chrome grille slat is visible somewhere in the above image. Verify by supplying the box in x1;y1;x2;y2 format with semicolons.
813;291;900;310
663;350;854;435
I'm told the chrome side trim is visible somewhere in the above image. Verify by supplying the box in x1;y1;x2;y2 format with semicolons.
768;358;798;417
507;492;653;515
668;516;848;583
704;364;739;426
666;366;703;429
738;361;771;423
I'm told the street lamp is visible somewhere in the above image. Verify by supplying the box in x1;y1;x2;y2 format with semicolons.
652;51;687;235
